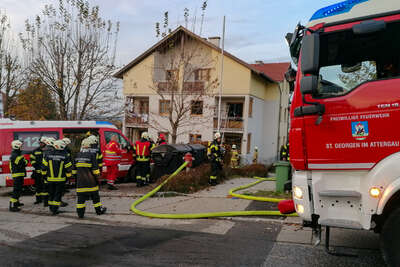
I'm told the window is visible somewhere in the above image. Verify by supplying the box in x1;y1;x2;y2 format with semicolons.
159;100;171;116
166;69;179;81
14;131;59;153
139;100;149;114
194;69;210;81
189;134;202;143
315;21;400;98
191;101;203;115
105;131;129;149
228;103;243;118
249;98;253;118
247;133;251;154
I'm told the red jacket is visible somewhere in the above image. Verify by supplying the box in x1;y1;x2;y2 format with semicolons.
135;139;154;161
104;140;122;166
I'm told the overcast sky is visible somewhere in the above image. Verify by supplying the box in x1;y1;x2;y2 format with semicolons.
0;0;340;67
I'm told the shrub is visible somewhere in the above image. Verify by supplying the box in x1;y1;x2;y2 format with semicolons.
159;163;271;194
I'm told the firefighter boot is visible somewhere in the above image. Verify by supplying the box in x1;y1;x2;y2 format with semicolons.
34;195;42;204
77;208;85;219
43;196;49;207
16;201;24;207
61;201;68;207
9;202;20;212
95;206;107;215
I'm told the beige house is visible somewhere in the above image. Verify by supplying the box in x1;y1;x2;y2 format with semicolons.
114;26;290;164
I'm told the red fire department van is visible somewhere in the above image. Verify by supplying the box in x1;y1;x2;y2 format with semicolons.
0;119;134;187
287;0;400;264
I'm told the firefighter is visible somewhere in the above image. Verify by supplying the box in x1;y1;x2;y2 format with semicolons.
104;134;122;190
135;132;155;187
30;136;47;204
157;133;167;146
61;137;72;203
230;144;239;168
9;140;27;212
280;143;289;161
209;132;223;186
87;135;103;170
75;138;107;218
252;146;258;164
42;140;73;215
41;137;55;207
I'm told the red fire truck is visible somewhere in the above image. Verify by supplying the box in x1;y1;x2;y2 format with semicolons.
0;120;134;187
287;0;400;264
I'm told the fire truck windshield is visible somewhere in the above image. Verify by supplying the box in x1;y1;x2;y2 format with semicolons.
314;20;400;98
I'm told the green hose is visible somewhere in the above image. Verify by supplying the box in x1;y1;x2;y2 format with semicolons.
130;162;298;218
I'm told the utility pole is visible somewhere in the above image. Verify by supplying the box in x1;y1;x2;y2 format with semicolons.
217;16;226;133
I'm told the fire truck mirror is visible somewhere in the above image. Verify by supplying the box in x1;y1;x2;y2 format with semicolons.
300;75;318;95
300;33;320;75
352;20;386;35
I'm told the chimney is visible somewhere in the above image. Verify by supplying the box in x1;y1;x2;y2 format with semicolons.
255;60;264;65
208;36;221;47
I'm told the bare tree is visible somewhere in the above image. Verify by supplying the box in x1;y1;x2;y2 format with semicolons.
149;32;219;143
0;11;24;117
19;0;120;120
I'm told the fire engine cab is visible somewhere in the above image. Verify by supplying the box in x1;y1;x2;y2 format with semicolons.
0;119;134;187
287;0;400;264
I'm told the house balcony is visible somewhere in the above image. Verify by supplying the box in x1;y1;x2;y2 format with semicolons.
213;117;244;132
183;81;205;93
125;113;149;128
157;81;205;94
157;81;178;93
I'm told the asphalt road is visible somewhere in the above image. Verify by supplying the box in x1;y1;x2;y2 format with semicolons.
0;221;281;267
0;219;386;267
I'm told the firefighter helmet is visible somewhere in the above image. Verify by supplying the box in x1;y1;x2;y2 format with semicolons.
214;132;221;139
53;140;66;150
254;146;258;151
232;144;237;149
11;140;23;150
81;138;92;148
141;132;149;140
40;136;48;144
88;135;99;144
159;133;165;140
62;137;71;145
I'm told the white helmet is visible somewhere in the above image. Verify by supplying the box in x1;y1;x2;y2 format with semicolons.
11;140;23;150
232;144;237;149
53;140;66;150
81;138;92;148
214;132;221;139
40;136;48;143
87;135;98;144
254;146;258;151
62;137;71;145
47;137;56;147
141;132;149;140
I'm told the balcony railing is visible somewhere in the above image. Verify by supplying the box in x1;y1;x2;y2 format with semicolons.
157;81;205;94
125;113;149;126
183;81;205;93
213;117;244;131
157;81;178;93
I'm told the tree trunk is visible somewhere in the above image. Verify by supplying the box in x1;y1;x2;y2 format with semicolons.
171;125;177;144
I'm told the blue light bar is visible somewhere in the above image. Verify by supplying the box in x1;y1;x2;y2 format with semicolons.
310;0;369;21
96;121;113;125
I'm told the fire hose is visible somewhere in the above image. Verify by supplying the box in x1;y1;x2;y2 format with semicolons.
131;162;298;218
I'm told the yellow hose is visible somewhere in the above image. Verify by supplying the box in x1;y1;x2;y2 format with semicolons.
131;162;298;218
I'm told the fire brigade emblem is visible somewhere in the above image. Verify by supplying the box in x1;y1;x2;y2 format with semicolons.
351;121;369;140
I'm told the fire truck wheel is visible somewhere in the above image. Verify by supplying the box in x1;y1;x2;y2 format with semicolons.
380;207;400;266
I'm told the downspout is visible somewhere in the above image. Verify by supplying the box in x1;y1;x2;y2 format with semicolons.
276;82;282;161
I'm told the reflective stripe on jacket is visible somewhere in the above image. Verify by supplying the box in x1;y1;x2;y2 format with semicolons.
104;141;121;165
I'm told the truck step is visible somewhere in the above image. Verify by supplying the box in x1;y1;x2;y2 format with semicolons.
319;219;363;229
319;190;361;198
